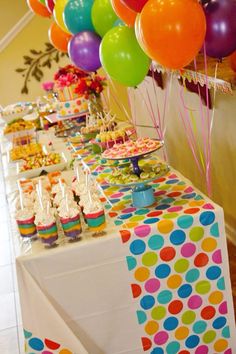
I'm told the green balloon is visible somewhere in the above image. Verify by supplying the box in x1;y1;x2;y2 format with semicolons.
92;0;118;37
39;0;46;4
100;26;150;87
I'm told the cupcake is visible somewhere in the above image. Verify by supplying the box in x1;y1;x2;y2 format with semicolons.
83;200;106;233
15;209;37;239
35;209;58;246
59;205;82;240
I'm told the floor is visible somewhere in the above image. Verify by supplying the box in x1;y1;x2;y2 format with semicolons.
0;156;24;354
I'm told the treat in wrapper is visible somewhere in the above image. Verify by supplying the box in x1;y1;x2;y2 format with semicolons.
35;209;58;246
15;209;37;239
59;206;82;240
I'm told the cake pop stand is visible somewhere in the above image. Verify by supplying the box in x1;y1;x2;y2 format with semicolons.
102;143;167;208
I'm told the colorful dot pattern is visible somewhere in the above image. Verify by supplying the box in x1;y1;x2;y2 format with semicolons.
66;142;234;353
23;330;73;354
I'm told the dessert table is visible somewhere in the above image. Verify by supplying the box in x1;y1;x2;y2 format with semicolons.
1;129;235;354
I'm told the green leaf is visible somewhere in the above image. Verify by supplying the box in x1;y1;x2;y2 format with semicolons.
15;68;26;73
21;86;28;94
45;42;54;52
30;49;42;55
54;52;59;63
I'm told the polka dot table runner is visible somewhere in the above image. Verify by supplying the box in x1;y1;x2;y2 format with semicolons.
25;142;233;354
68;143;235;354
101;176;235;353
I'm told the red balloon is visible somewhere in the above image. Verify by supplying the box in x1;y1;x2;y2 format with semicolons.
46;0;55;13
229;51;236;73
121;0;148;12
27;0;51;17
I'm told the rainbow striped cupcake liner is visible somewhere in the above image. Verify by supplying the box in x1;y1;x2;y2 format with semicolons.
17;217;37;238
84;210;106;232
36;222;58;246
60;214;82;239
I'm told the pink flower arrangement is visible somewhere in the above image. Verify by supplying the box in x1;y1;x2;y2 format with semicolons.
54;65;89;89
42;81;54;92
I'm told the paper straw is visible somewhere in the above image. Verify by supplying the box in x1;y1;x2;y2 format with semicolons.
36;185;44;211
38;180;43;198
65;194;69;213
19;189;24;210
88;190;93;206
47;201;50;215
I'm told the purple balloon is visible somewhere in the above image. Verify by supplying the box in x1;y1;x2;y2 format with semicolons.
68;31;101;72
203;0;236;58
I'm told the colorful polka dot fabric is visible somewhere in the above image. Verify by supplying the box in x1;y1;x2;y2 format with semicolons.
23;329;73;354
67;142;235;353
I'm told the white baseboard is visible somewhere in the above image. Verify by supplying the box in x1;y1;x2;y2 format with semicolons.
225;222;236;246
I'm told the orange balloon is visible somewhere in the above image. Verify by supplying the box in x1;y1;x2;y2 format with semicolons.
111;0;137;27
27;0;51;17
135;13;150;56
139;0;206;69
49;22;71;52
229;51;236;72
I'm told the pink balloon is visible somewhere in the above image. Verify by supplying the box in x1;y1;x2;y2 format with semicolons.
46;0;55;13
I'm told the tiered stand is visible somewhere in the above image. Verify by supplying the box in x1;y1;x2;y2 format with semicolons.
103;142;169;208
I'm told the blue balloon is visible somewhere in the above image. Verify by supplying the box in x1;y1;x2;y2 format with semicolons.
64;0;95;35
113;19;125;27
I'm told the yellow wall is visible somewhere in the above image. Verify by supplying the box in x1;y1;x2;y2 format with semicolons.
0;16;70;106
0;0;28;39
0;11;130;121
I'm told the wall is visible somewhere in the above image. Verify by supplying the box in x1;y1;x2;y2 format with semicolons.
0;12;130;121
129;76;236;239
0;0;29;39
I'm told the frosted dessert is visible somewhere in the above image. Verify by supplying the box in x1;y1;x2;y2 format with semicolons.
15;208;37;238
35;209;58;246
102;138;163;159
59;205;82;239
83;199;106;233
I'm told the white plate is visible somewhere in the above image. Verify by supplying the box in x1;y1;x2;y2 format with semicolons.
4;128;36;142
16;152;67;179
1;107;30;124
7;144;46;164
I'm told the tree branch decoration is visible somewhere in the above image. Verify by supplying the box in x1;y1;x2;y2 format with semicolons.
15;42;68;95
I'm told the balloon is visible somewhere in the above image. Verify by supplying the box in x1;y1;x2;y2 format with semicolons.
203;0;236;59
53;0;70;34
46;0;55;13
92;0;118;37
111;0;136;27
68;31;102;71
100;26;150;86
134;13;150;57
39;0;46;4
113;19;125;27
49;22;72;52
64;0;94;35
27;0;51;17
139;0;206;70
229;51;236;73
120;0;148;13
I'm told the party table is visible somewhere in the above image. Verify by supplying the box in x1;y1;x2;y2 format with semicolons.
2;130;235;354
